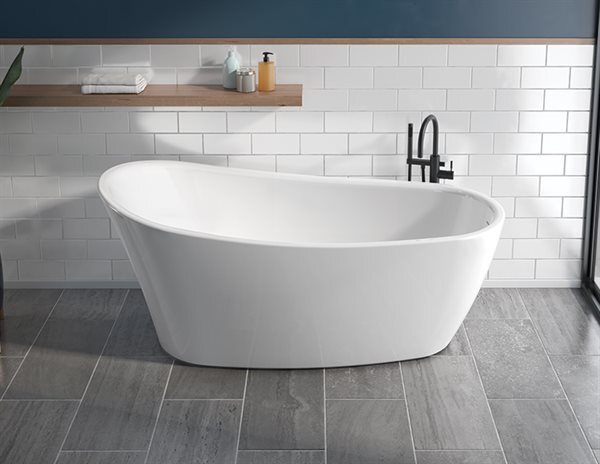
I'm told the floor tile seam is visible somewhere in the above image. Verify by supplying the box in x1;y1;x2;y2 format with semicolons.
238;447;326;451
233;369;249;464
324;397;407;401
3;289;129;401
322;368;328;464
237;449;327;452
0;398;82;402
486;397;575;401
0;289;65;401
48;289;129;323
142;358;174;464
462;325;509;464
322;369;327;464
53;289;130;462
546;352;600;458
398;361;418;464
162;397;245;401
413;448;515;451
57;449;149;453
516;295;598;461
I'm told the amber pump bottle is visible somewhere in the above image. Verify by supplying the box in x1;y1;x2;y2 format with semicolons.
258;52;275;91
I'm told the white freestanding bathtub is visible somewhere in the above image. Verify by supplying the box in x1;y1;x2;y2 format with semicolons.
99;160;504;368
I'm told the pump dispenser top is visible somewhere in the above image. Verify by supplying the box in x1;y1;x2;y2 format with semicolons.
258;51;275;91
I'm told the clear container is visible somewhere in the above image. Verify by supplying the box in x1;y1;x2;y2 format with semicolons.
222;48;240;89
236;68;256;93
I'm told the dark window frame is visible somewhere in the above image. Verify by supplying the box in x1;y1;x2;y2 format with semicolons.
581;10;600;319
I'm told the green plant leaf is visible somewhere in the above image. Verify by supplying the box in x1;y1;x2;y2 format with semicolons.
0;47;24;106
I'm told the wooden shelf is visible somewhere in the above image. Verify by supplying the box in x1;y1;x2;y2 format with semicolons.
4;84;303;107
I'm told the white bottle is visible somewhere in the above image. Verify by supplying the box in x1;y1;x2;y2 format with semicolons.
222;47;240;89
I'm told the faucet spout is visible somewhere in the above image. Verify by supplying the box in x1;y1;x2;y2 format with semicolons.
406;114;454;184
417;114;439;182
417;114;439;158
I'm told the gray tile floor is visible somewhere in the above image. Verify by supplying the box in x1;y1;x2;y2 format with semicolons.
0;288;599;464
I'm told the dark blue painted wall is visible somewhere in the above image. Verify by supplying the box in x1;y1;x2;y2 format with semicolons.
3;0;598;38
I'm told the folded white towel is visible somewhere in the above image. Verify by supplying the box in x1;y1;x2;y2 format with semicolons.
82;73;147;86
81;81;148;95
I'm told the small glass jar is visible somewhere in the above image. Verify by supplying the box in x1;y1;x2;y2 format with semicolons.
236;68;256;93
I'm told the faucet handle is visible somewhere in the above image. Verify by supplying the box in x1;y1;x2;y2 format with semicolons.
437;159;455;181
444;161;455;180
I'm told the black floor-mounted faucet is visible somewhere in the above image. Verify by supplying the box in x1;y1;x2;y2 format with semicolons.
407;114;454;183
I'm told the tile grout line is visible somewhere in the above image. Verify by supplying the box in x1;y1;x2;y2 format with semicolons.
233;369;249;464
1;398;85;402
51;289;130;464
0;289;65;401
484;397;595;401
323;368;327;464
406;448;514;452
324;397;415;401
157;397;246;401
518;288;600;463
58;449;147;454
237;449;325;452
143;357;174;464
398;361;418;464
462;325;509;464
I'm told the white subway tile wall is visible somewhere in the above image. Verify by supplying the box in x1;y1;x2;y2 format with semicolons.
0;43;592;285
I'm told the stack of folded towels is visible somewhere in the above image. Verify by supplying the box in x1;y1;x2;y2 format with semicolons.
81;72;149;94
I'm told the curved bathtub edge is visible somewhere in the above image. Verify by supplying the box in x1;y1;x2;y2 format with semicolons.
98;159;505;250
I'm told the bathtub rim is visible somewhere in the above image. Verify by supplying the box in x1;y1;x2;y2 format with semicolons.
98;159;505;249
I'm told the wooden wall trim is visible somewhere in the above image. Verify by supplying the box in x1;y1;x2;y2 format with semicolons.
0;37;595;45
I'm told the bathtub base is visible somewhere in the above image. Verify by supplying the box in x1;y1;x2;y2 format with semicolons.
110;214;496;369
148;293;461;368
157;339;454;369
99;161;503;369
147;299;461;369
131;238;486;368
111;215;498;368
